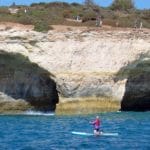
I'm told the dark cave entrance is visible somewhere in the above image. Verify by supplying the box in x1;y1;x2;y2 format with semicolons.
0;51;59;112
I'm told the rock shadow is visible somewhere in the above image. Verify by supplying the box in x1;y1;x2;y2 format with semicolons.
115;52;150;111
0;51;59;111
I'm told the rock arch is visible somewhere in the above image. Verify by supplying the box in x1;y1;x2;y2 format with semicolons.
0;51;59;111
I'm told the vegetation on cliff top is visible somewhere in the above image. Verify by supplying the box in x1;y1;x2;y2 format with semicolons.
0;1;149;31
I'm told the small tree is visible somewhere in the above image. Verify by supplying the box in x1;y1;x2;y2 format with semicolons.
84;0;95;7
11;2;16;7
111;0;135;11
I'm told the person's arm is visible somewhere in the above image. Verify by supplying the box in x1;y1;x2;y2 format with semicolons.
89;120;96;125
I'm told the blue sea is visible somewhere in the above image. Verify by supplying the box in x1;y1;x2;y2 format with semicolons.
0;111;150;150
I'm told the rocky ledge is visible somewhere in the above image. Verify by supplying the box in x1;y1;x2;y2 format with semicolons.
0;23;150;114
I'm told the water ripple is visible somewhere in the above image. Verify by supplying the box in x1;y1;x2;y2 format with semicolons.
0;112;149;150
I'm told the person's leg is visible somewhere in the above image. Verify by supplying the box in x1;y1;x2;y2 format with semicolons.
94;129;97;135
94;129;100;135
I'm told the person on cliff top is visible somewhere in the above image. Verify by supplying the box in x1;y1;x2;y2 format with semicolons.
90;116;101;135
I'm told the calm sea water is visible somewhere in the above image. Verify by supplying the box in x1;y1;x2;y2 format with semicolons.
0;111;150;150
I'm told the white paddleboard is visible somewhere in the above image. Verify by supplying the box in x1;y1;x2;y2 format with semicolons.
72;131;118;136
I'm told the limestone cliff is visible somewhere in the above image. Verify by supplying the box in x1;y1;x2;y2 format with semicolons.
0;23;150;113
115;52;150;111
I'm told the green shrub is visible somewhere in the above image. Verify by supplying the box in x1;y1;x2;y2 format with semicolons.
63;10;73;18
71;3;81;6
44;2;70;8
17;15;33;25
111;0;134;11
31;2;46;7
140;10;150;20
33;21;53;32
82;9;96;22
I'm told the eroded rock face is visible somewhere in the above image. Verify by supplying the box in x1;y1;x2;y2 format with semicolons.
56;73;125;100
0;51;58;111
120;57;150;111
0;25;150;112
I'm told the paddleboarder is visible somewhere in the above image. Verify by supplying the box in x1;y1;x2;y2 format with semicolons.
90;116;101;135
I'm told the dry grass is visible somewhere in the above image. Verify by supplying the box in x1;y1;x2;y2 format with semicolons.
56;97;120;115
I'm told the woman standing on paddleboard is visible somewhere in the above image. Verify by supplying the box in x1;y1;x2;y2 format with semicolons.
90;116;101;135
